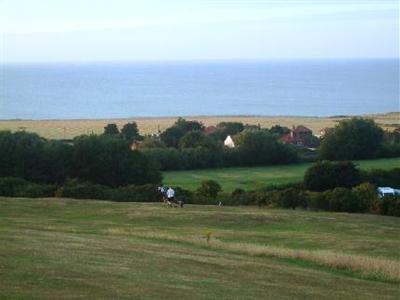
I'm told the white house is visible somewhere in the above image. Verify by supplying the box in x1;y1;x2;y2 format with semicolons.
377;187;400;198
224;135;235;148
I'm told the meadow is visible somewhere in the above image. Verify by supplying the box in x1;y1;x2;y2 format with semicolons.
0;112;398;140
163;157;400;192
0;198;399;299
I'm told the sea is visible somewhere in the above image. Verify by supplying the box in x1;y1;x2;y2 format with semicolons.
0;59;398;120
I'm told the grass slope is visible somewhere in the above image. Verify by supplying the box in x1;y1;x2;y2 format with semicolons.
1;198;399;299
163;157;400;192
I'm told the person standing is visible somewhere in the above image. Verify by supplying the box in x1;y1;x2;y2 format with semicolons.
158;186;168;205
166;187;175;206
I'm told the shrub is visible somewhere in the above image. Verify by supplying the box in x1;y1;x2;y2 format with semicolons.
304;161;360;191
272;188;307;209
197;180;222;200
231;190;260;206
0;177;29;196
16;183;56;198
173;187;194;204
0;177;56;198
378;195;400;217
325;188;362;213
361;168;400;188
306;191;330;211
111;184;159;202
231;188;245;202
60;180;112;200
352;182;377;213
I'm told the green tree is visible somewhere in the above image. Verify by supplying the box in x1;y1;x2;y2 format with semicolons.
72;135;161;187
121;122;143;143
103;123;119;136
352;182;378;213
197;180;222;199
139;136;166;149
304;161;361;192
270;125;290;137
211;122;245;140
179;131;212;148
160;126;185;148
160;118;204;148
234;129;298;166
325;187;362;213
175;117;204;132
319;118;384;160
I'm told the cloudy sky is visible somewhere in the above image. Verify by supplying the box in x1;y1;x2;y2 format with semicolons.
0;0;398;62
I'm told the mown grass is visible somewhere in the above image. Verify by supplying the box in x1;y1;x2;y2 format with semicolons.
0;198;399;299
163;157;400;192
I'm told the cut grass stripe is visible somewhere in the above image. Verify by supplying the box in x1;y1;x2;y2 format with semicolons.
106;228;400;283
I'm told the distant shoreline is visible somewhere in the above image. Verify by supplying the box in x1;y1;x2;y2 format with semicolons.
0;111;398;122
2;57;398;66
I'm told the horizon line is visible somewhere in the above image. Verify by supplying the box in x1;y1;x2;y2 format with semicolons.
1;57;399;66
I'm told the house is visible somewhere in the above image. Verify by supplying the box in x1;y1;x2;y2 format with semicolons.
279;125;317;148
203;126;218;135
319;127;334;137
131;141;142;150
377;187;400;198
293;125;312;136
224;135;235;148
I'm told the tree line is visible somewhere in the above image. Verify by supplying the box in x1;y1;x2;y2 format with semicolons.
0;130;161;187
0;117;399;189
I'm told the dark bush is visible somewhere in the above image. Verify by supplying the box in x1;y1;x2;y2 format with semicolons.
197;180;222;199
111;184;160;202
231;188;245;201
60;180;112;200
0;177;29;197
272;188;306;209
325;187;362;213
230;190;258;206
173;187;194;204
306;191;330;211
361;168;400;188
352;182;377;213
304;161;360;191
378;195;400;217
0;177;56;198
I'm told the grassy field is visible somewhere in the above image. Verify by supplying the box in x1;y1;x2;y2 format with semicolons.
0;112;399;140
163;157;400;192
0;198;399;299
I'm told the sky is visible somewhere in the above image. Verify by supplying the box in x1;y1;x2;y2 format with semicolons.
0;0;399;63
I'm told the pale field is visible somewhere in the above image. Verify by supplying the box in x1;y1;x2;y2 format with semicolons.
0;112;399;140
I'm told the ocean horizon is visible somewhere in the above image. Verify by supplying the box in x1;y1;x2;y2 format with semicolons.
1;59;399;120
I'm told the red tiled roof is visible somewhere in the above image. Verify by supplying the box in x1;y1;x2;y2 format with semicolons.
293;125;312;134
279;133;294;144
203;126;218;135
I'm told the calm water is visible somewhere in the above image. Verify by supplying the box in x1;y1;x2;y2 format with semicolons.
0;59;398;119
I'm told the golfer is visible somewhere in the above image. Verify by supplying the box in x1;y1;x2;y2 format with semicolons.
166;187;175;205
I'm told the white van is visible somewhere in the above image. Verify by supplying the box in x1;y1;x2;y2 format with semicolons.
377;187;400;198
